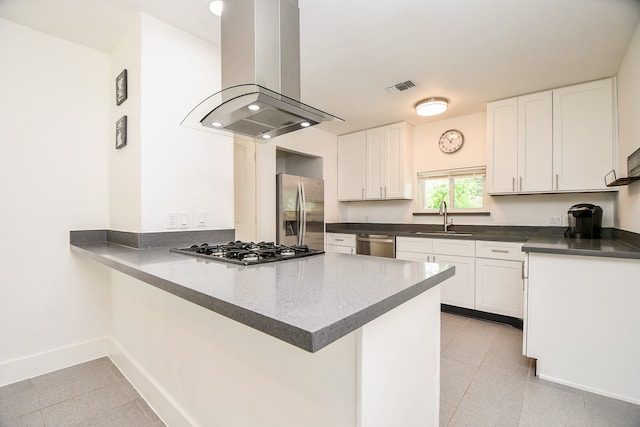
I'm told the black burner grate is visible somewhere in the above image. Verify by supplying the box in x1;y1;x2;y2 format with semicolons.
170;241;323;265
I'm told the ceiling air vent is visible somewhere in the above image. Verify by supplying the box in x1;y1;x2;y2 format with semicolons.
386;80;416;94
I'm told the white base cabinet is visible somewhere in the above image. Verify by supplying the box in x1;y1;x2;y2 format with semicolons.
396;237;475;310
326;233;356;254
435;255;475;309
475;258;523;318
397;237;525;318
525;253;640;404
475;241;524;318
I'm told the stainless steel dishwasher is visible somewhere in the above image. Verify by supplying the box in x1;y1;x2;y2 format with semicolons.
356;234;396;258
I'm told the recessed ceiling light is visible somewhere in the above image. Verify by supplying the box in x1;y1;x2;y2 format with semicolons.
300;122;310;127
209;1;223;16
415;97;448;116
211;122;222;127
261;134;271;139
248;104;260;111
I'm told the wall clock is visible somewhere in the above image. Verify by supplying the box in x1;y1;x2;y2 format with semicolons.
439;129;464;153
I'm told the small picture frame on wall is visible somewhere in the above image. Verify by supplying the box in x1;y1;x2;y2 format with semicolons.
116;69;128;105
116;115;127;149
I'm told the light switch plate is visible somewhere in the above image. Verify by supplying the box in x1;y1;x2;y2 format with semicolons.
178;211;189;229
196;210;207;228
167;212;178;229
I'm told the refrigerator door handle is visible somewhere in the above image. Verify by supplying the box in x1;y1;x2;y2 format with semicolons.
299;181;307;246
296;182;302;245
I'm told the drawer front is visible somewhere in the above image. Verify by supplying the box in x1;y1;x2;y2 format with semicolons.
326;244;354;254
432;239;475;257
326;233;356;247
476;241;524;261
396;236;433;253
396;250;431;262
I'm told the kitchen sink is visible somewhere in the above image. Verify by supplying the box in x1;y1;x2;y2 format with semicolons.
410;231;474;237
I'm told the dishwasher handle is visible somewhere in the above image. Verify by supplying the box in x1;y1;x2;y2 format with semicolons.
356;235;395;244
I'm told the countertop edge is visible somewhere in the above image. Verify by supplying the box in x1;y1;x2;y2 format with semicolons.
70;244;317;351
71;241;453;353
520;244;640;259
310;266;455;352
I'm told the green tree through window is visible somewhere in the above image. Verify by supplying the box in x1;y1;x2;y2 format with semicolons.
418;167;485;212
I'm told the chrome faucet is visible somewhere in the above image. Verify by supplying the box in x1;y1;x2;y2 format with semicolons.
439;200;451;232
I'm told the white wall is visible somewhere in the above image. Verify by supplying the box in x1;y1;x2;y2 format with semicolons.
110;15;142;231
110;14;234;233
342;112;617;227
616;20;640;233
139;15;234;232
0;18;110;385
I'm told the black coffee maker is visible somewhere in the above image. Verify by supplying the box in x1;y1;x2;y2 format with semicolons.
566;204;602;239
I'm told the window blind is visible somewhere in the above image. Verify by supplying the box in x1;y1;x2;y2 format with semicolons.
417;166;486;180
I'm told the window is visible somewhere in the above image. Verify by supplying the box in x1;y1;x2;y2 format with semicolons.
417;166;486;212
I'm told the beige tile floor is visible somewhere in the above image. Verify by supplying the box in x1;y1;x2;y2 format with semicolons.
440;312;640;426
0;357;164;427
1;313;639;426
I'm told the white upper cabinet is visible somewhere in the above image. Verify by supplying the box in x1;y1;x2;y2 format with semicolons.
486;97;518;194
338;122;412;201
518;91;554;192
552;78;616;192
337;131;366;200
486;91;552;194
365;126;385;199
486;78;617;194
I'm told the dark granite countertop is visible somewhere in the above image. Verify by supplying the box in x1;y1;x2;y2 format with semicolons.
522;234;640;259
70;230;454;353
326;223;640;259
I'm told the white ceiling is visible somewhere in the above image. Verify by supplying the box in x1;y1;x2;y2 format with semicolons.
2;0;639;135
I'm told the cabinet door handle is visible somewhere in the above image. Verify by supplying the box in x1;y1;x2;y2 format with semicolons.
380;187;383;197
512;177;515;192
491;249;509;254
334;238;344;242
384;186;387;197
555;174;559;190
519;177;523;192
362;188;364;198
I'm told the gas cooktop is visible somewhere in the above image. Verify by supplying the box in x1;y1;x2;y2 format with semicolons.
170;241;323;266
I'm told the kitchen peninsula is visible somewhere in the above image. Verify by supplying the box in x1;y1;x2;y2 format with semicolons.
70;230;454;427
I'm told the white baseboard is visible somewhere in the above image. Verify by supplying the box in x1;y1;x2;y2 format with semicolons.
108;338;195;427
537;373;640;406
1;337;195;426
0;337;109;387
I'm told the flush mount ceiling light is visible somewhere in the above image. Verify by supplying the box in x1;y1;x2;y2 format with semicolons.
209;1;223;16
415;97;448;116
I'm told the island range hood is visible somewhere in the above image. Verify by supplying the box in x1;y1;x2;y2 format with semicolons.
181;0;342;140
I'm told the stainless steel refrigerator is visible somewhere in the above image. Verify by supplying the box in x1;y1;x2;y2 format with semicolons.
276;173;324;251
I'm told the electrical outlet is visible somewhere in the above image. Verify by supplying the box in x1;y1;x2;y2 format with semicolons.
167;212;178;229
550;216;562;226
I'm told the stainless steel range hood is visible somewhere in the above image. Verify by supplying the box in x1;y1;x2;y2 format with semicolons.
182;0;341;140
